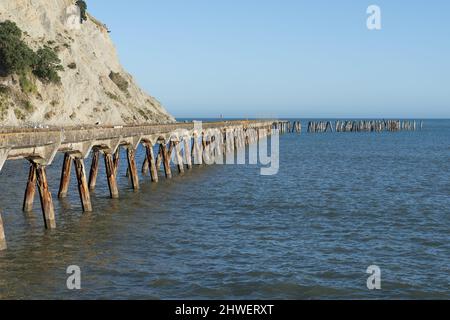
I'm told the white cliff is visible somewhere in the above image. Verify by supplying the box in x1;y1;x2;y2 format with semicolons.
0;0;175;127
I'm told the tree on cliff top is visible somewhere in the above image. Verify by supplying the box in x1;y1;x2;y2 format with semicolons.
76;0;88;24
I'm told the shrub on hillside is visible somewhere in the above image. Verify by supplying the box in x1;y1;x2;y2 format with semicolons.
33;46;64;84
109;71;129;92
19;71;37;94
0;21;63;85
0;21;36;76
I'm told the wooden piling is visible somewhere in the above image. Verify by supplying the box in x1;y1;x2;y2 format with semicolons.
36;165;56;229
113;147;120;176
205;137;214;164
292;121;302;133
191;137;197;162
169;141;176;161
145;144;159;183
156;147;163;170
193;136;203;165
184;138;192;170
226;131;234;155
0;120;280;239
173;142;185;174
58;153;72;198
23;163;37;212
141;157;149;176
74;158;93;212
159;143;172;179
104;152;119;199
126;147;140;190
88;149;100;191
309;119;421;134
0;213;6;251
202;133;209;164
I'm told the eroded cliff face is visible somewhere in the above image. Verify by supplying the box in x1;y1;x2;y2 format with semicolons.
0;0;175;127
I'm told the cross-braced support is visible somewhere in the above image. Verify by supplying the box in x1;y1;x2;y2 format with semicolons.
57;153;93;212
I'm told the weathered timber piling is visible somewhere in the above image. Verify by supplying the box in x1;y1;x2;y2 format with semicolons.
291;121;302;133
113;147;120;176
55;153;93;212
192;137;198;164
184;138;193;170
22;161;56;229
307;121;334;133
0;212;7;251
74;157;93;212
58;153;72;198
327;121;334;132
308;120;423;133
126;147;140;190
201;132;209;164
173;141;185;174
141;157;149;176
0;120;281;249
144;143;159;183
193;133;203;165
36;165;56;229
23;163;37;212
273;121;289;134
104;152;119;199
159;142;172;179
156;146;163;170
88;149;100;191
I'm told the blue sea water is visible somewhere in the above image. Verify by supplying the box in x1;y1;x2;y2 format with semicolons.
0;119;449;299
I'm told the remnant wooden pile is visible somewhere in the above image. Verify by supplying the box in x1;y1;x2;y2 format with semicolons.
273;121;290;133
292;121;302;133
0;213;6;251
308;120;423;133
307;121;334;133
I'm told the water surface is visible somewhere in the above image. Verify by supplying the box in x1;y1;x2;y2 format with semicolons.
0;119;449;299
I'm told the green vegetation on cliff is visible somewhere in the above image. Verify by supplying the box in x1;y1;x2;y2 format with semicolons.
0;21;35;76
76;1;88;24
109;71;129;92
0;20;63;84
34;46;64;83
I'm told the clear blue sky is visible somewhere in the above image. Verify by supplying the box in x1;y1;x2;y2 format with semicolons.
89;0;450;118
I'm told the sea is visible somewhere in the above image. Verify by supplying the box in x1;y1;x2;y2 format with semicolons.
0;119;448;299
